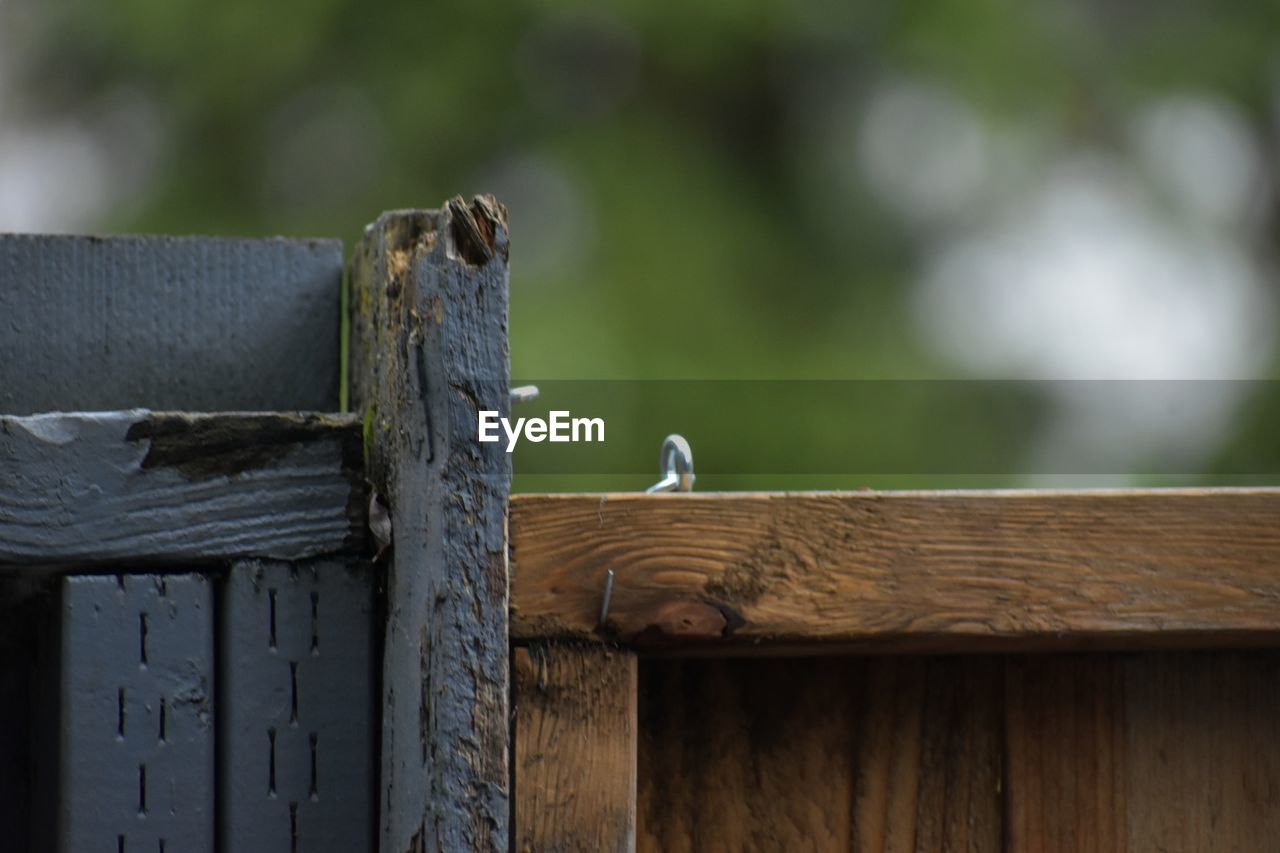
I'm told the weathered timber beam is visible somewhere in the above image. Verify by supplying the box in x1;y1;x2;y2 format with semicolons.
348;198;511;852
510;490;1280;652
0;411;362;567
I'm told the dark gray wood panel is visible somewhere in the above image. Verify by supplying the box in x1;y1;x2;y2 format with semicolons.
349;197;511;851
57;573;214;852
0;411;362;567
219;559;377;853
0;233;342;415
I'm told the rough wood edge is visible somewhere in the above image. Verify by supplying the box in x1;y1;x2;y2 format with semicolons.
349;199;511;852
0;410;364;568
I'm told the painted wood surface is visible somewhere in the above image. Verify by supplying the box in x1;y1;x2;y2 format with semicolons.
0;233;342;415
514;644;638;853
0;411;362;567
55;574;215;852
219;558;378;853
348;198;511;852
510;490;1280;651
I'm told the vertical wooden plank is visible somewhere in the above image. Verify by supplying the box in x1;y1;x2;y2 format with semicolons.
1122;654;1280;849
219;559;377;853
850;658;1002;853
639;658;857;853
637;657;1002;853
349;197;511;852
1004;652;1280;852
58;574;214;852
513;644;638;852
1005;656;1127;852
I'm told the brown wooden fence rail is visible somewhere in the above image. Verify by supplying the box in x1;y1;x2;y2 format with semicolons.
507;491;1280;851
6;203;1280;852
510;490;1280;652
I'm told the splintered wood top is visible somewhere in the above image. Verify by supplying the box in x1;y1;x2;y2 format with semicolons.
509;490;1280;652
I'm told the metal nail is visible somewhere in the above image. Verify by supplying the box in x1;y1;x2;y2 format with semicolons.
597;569;615;631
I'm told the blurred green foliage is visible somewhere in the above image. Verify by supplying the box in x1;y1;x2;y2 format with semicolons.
10;0;1280;490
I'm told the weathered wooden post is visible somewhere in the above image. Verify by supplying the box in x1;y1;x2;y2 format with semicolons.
348;198;512;851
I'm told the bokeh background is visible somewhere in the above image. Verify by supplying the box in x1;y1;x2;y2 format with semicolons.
2;0;1279;490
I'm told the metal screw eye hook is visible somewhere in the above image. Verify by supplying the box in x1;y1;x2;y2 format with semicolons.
600;436;694;631
646;434;695;494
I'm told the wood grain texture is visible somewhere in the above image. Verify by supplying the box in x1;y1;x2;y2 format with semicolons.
348;199;511;853
0;411;362;566
1005;652;1280;852
849;658;1002;852
1004;656;1127;851
510;491;1280;650
0;233;342;415
637;657;1001;852
514;644;638;853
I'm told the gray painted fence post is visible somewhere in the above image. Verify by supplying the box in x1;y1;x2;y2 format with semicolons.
348;198;512;852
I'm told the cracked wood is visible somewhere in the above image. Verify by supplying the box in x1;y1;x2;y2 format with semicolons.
348;198;511;852
510;490;1280;651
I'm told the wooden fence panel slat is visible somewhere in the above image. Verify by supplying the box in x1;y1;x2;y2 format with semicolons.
348;198;511;852
1004;652;1280;852
510;490;1280;651
636;657;1001;853
1004;656;1127;852
851;658;1002;853
0;411;362;567
55;573;215;852
219;558;378;853
514;644;638;853
0;233;342;415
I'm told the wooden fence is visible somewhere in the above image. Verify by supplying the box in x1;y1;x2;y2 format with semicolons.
4;200;1280;851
